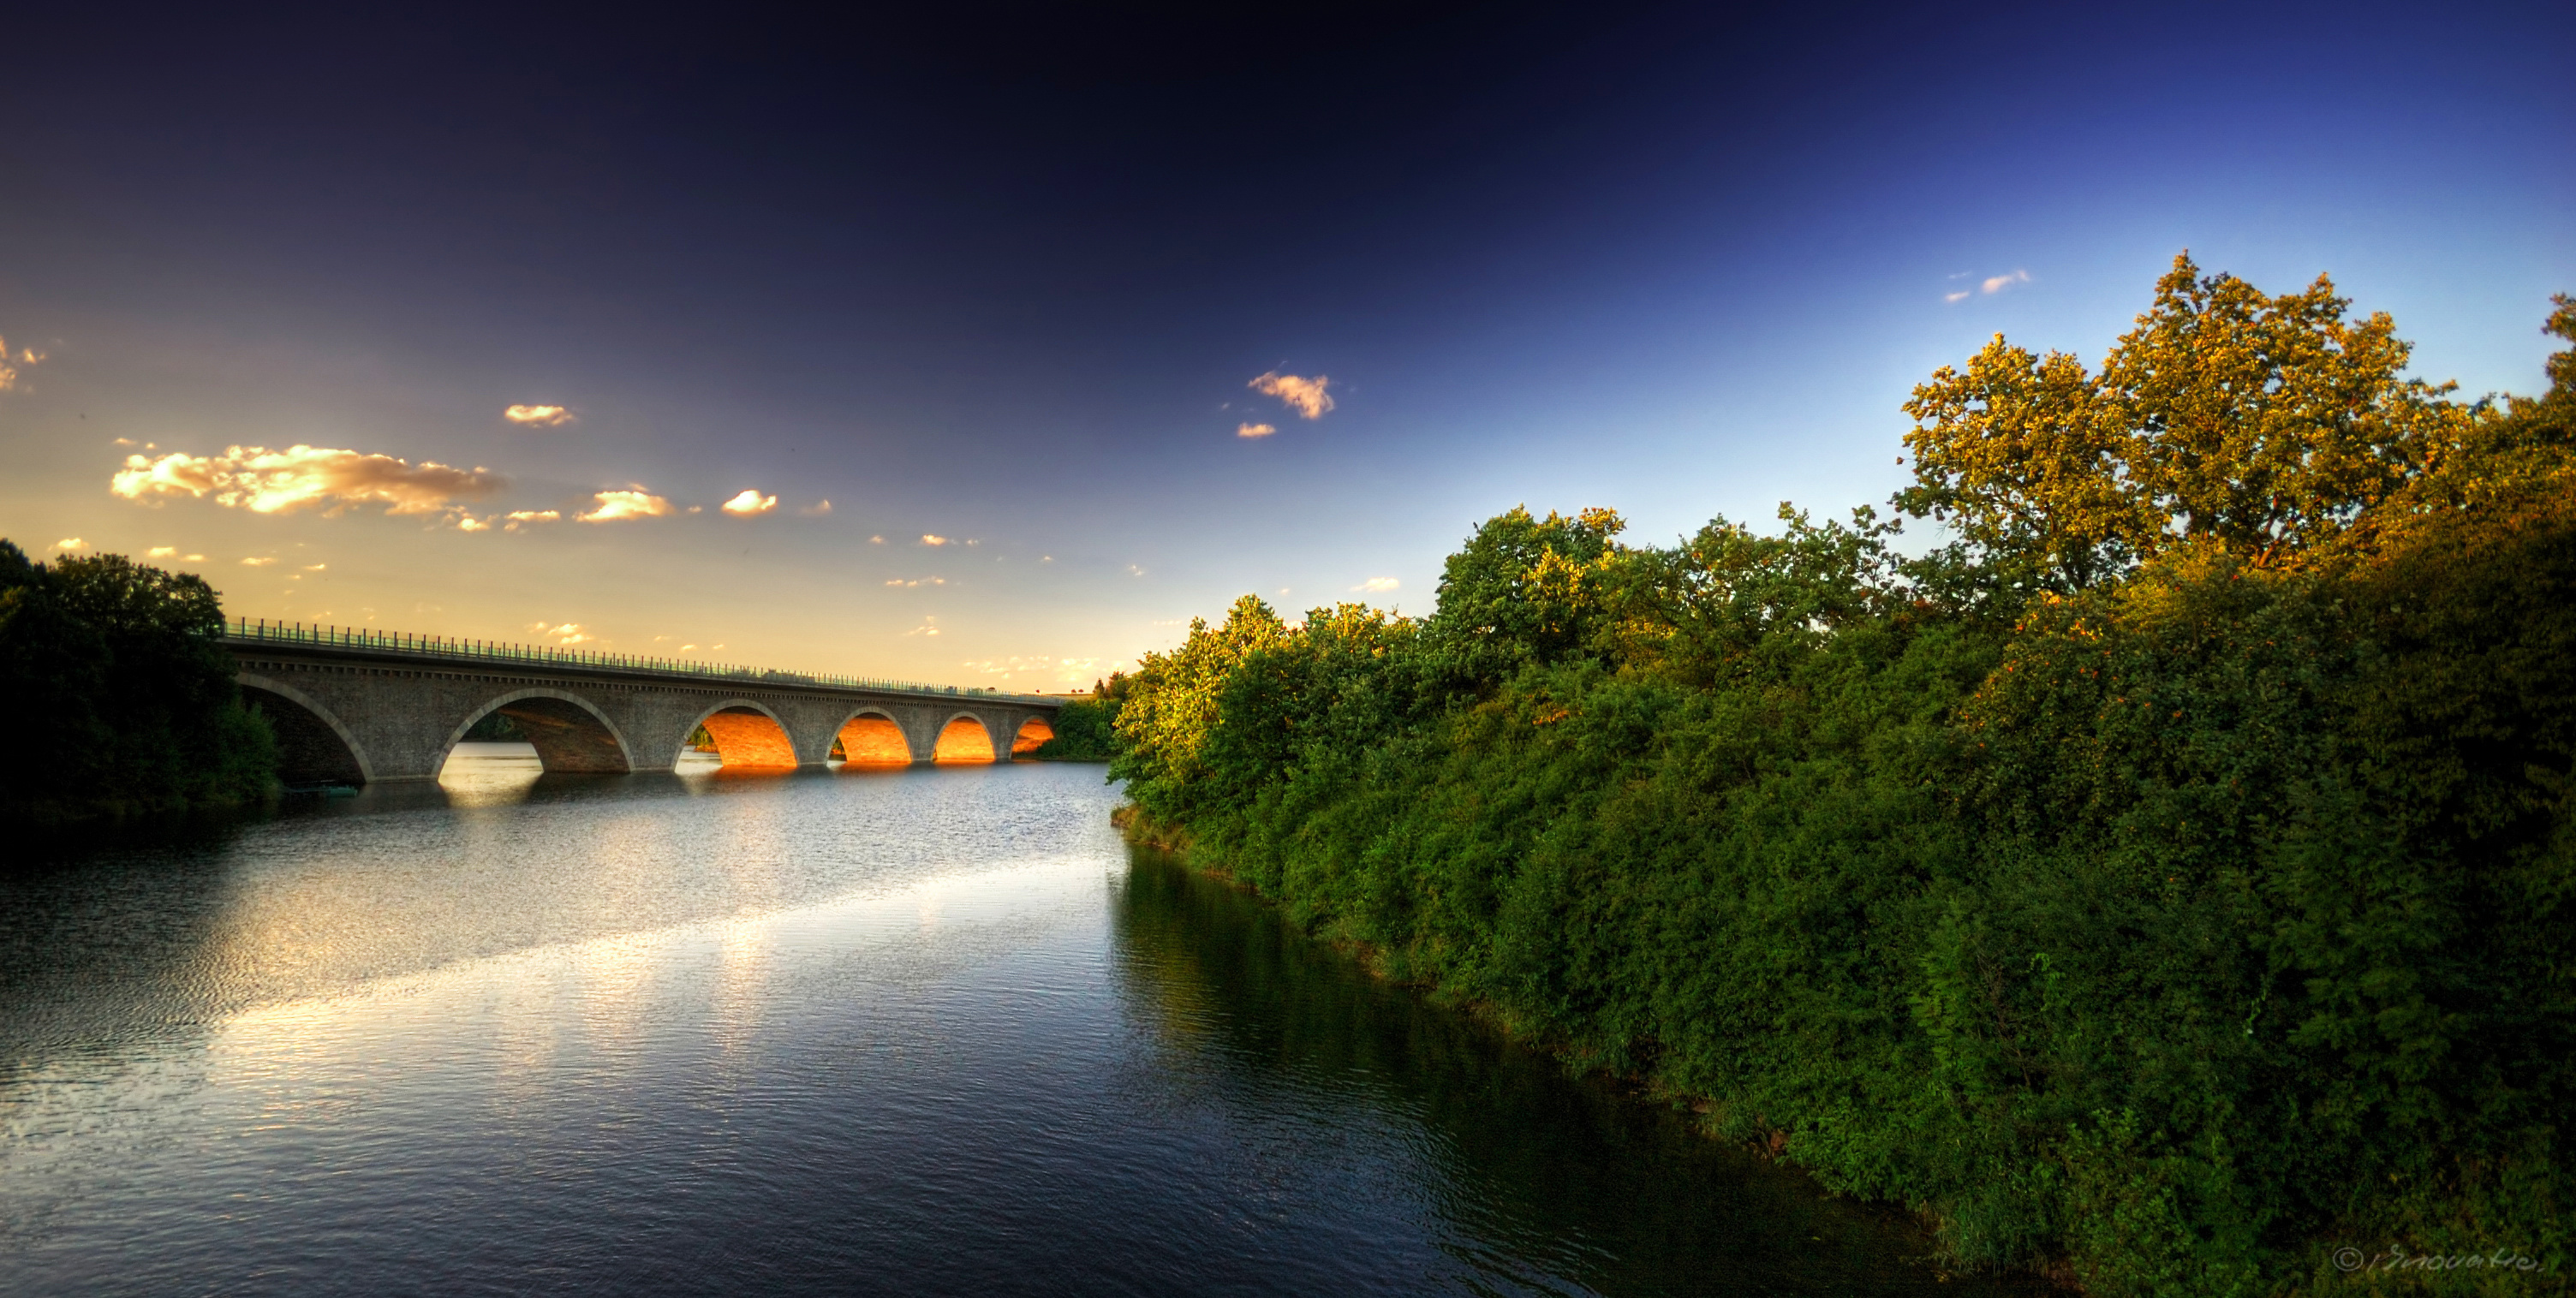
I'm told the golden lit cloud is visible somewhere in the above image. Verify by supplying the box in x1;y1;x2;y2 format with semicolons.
109;445;504;518
1249;371;1334;420
1237;421;1277;439
503;404;575;427
527;621;592;645
721;489;778;516
147;545;176;557
457;515;492;532
507;509;560;522
1355;576;1399;592
921;533;948;546
241;557;275;566
884;577;948;587
576;487;676;522
54;538;84;551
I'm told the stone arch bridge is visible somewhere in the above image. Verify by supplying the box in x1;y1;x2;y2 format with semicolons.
224;623;1065;785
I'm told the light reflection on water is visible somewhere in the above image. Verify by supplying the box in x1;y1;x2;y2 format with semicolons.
0;759;2036;1296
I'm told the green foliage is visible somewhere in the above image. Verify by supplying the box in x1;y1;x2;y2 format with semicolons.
1110;270;2576;1295
0;542;276;826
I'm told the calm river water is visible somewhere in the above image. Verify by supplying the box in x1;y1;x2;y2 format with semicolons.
1;755;2033;1296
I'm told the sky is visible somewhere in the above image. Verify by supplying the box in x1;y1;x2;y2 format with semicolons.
3;1;2569;691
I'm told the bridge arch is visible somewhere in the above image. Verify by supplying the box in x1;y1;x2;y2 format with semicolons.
831;708;916;766
685;700;802;770
237;673;373;785
447;688;635;774
933;712;997;764
1010;716;1054;756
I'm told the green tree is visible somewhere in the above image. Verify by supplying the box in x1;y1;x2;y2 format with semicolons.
0;542;276;826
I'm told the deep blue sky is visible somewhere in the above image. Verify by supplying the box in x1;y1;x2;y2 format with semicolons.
3;1;2568;687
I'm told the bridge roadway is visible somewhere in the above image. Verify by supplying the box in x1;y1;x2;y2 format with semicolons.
226;628;1065;784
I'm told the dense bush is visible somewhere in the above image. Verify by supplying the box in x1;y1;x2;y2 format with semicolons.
1108;262;2575;1294
1030;674;1130;760
0;543;275;826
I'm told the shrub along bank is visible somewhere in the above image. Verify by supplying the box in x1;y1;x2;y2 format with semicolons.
1106;260;2576;1295
0;542;275;826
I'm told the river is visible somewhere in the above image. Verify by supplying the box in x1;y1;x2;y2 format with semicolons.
0;754;2036;1295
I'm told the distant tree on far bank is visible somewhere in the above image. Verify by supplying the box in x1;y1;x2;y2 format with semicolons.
0;543;275;826
1030;672;1130;761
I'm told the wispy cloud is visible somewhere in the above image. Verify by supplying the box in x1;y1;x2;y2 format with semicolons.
801;499;832;516
721;489;778;516
1980;270;2030;295
885;577;948;587
110;445;504;519
576;487;676;522
502;509;559;533
1249;372;1334;420
147;546;176;557
921;534;948;546
906;616;940;637
503;404;575;427
527;621;592;645
869;534;886;544
1237;421;1277;439
241;557;275;566
1354;576;1398;592
0;335;40;392
1945;289;1972;303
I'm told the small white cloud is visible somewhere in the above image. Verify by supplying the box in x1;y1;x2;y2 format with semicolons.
305;563;326;570
722;489;778;516
457;515;492;532
53;538;84;551
884;577;949;587
503;404;575;427
577;487;676;522
921;533;948;546
147;545;176;557
1040;555;1053;563
527;622;590;645
241;556;275;566
114;438;136;447
801;499;832;516
184;553;204;562
869;534;886;544
1128;564;1146;576
1944;290;1972;303
906;617;940;637
1237;421;1277;439
1981;270;2030;295
1249;371;1334;420
1355;576;1398;592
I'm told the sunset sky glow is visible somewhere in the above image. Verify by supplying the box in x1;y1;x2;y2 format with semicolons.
2;2;2568;688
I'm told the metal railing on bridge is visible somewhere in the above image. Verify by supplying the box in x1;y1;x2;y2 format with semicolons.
224;617;1060;705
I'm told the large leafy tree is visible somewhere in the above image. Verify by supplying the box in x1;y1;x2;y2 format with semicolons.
1898;253;2474;586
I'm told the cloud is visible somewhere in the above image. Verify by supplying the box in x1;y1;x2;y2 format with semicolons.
503;404;575;427
1128;563;1146;576
885;576;948;587
457;515;492;531
1249;372;1334;420
921;533;948;546
147;546;176;557
186;554;204;562
54;538;84;551
576;487;675;522
1981;270;2030;295
110;444;504;518
305;563;326;570
869;534;885;544
241;557;275;566
1237;421;1277;439
528;621;591;645
801;499;832;516
1354;576;1399;592
502;509;560;532
722;489;778;516
905;617;940;637
1945;290;1972;303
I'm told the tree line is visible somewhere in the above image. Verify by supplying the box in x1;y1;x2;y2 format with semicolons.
1;542;277;826
1105;257;2576;1295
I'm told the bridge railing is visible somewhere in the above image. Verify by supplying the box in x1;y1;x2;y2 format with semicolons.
223;617;1060;704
